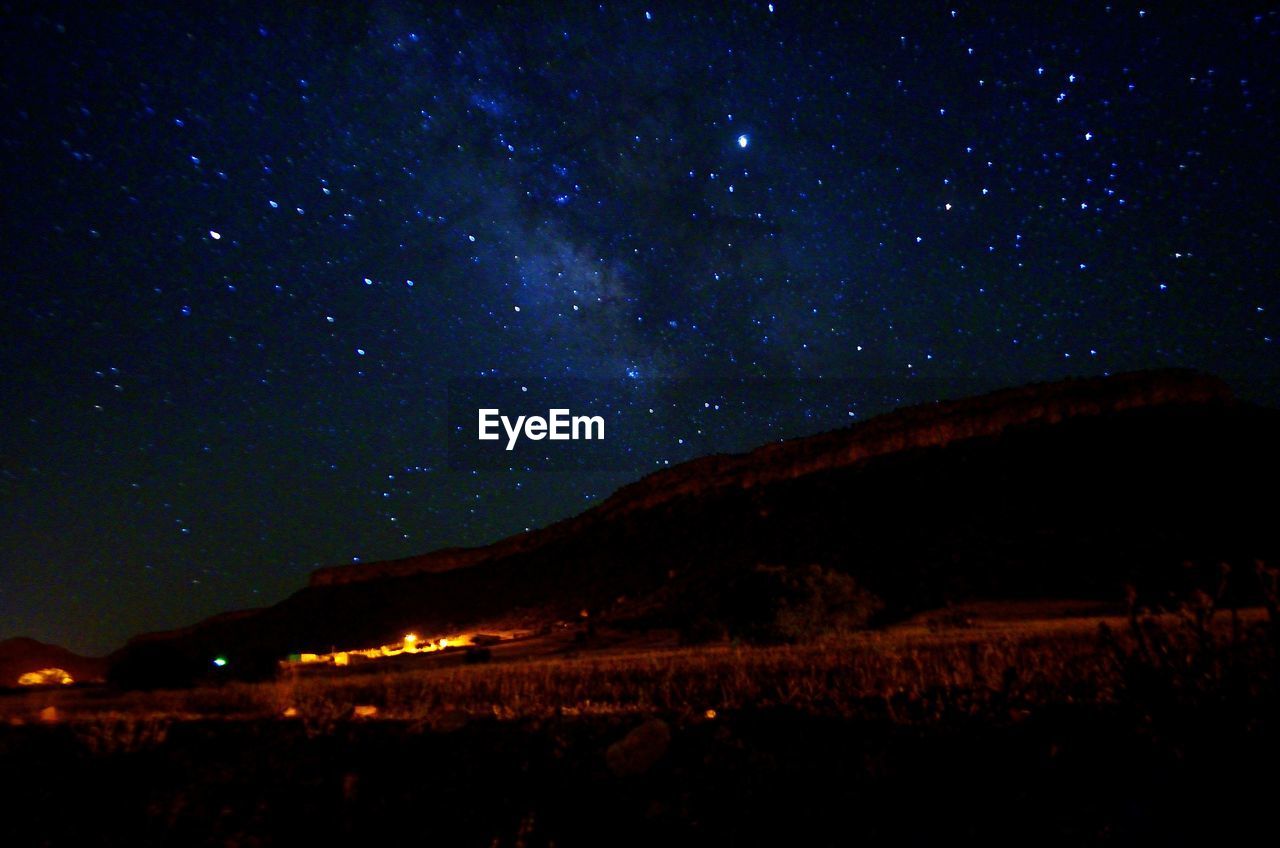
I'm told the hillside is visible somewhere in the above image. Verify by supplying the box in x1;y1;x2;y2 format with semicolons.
0;637;107;688
310;368;1230;587
108;369;1280;685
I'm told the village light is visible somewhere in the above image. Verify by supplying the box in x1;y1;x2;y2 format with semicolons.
17;668;74;687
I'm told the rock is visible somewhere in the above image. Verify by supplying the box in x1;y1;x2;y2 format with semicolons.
606;718;671;777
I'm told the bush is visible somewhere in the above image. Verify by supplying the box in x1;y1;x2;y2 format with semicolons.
707;563;883;644
770;564;884;642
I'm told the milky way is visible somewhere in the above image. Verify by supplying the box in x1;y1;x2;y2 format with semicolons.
2;2;1276;653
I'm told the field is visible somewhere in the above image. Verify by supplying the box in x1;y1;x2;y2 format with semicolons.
2;600;1277;845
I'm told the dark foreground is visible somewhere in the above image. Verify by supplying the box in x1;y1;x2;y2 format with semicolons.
3;703;1277;846
3;605;1277;846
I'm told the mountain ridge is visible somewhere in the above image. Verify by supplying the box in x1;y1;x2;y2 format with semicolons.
105;368;1279;686
311;368;1232;587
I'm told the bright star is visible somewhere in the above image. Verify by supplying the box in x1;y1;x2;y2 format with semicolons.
737;134;749;148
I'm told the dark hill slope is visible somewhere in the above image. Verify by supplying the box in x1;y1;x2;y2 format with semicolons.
311;368;1230;587
0;637;107;687
109;370;1280;683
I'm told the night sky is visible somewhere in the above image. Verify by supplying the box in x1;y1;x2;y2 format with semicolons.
2;2;1277;656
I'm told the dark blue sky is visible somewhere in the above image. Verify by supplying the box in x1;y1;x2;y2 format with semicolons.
2;1;1277;655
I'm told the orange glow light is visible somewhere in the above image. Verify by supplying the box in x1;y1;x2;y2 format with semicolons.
17;668;74;687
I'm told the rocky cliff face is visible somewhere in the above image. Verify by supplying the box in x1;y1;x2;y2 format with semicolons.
311;369;1232;588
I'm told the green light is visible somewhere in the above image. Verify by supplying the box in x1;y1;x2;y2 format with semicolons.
212;657;227;667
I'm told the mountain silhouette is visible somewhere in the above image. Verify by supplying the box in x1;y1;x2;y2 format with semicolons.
107;369;1280;685
0;637;107;688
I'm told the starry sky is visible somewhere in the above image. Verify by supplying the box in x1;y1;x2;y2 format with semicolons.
2;1;1277;655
